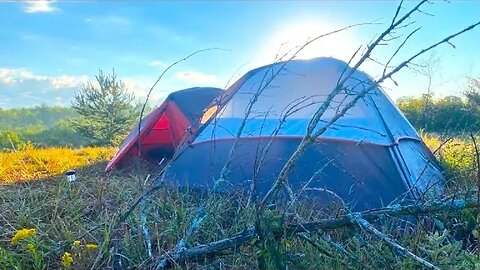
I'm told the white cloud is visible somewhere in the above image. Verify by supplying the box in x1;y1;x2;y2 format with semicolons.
85;16;130;25
24;0;58;13
0;68;87;89
51;75;89;89
0;68;170;108
148;60;167;67
0;68;46;85
123;78;152;97
0;67;89;108
174;71;218;84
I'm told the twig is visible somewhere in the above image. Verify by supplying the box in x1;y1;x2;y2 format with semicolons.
140;175;153;258
470;133;480;259
155;227;257;270
319;233;351;257
350;213;439;270
261;18;480;207
291;197;480;232
261;0;430;207
137;48;225;156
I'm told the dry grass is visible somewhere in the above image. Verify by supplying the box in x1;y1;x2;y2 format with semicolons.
0;146;116;183
0;159;148;269
0;157;256;269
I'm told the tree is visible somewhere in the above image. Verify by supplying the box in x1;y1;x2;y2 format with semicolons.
397;95;480;133
409;53;441;130
465;77;480;107
71;70;138;146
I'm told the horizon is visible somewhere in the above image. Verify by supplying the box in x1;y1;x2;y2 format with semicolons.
1;0;479;108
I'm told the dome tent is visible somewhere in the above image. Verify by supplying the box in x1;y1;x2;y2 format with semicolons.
165;58;444;211
106;87;222;171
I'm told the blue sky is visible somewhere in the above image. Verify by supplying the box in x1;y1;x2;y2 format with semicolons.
1;0;479;108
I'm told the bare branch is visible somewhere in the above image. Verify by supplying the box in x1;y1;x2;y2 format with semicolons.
391;0;404;25
383;27;422;76
261;0;432;207
155;197;480;269
137;48;226;155
350;213;439;270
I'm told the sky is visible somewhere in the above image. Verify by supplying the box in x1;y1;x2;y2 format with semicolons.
0;0;479;108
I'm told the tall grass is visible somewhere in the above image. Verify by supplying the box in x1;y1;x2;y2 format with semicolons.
0;137;479;269
0;146;115;183
421;133;479;190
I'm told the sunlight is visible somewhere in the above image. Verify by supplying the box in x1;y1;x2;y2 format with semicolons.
257;20;360;65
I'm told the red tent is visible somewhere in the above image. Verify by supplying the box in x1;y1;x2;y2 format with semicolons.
106;87;222;171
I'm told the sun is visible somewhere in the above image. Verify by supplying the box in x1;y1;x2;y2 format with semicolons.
256;20;360;65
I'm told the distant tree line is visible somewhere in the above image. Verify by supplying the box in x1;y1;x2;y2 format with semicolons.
0;106;90;150
397;78;480;134
0;105;76;129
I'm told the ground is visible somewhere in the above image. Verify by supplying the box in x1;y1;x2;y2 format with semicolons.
0;136;479;269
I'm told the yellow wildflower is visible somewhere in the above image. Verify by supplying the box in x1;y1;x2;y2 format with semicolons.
11;228;36;245
85;243;98;251
61;252;74;268
27;243;36;253
73;240;81;248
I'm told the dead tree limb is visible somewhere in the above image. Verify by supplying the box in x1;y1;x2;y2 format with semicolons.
153;18;480;270
164;23;374;268
350;213;439;270
261;18;480;207
470;133;480;259
140;175;153;258
261;0;431;207
154;197;480;269
290;197;480;232
155;227;256;270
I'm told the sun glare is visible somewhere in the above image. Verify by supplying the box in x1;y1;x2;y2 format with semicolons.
257;20;359;65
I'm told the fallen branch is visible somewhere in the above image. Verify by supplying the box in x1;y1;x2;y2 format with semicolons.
350;213;439;270
154;197;480;269
297;232;335;259
155;227;256;270
291;197;480;232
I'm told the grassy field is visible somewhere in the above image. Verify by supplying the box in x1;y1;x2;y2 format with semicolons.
0;146;116;183
0;136;479;269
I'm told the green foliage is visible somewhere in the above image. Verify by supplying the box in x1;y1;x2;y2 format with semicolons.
0;106;90;150
397;78;480;134
421;133;478;190
397;95;480;134
0;130;25;151
23;120;90;148
71;70;139;146
466;78;480;102
0;105;77;130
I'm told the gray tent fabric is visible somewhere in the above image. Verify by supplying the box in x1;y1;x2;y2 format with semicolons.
165;57;445;211
168;87;223;123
